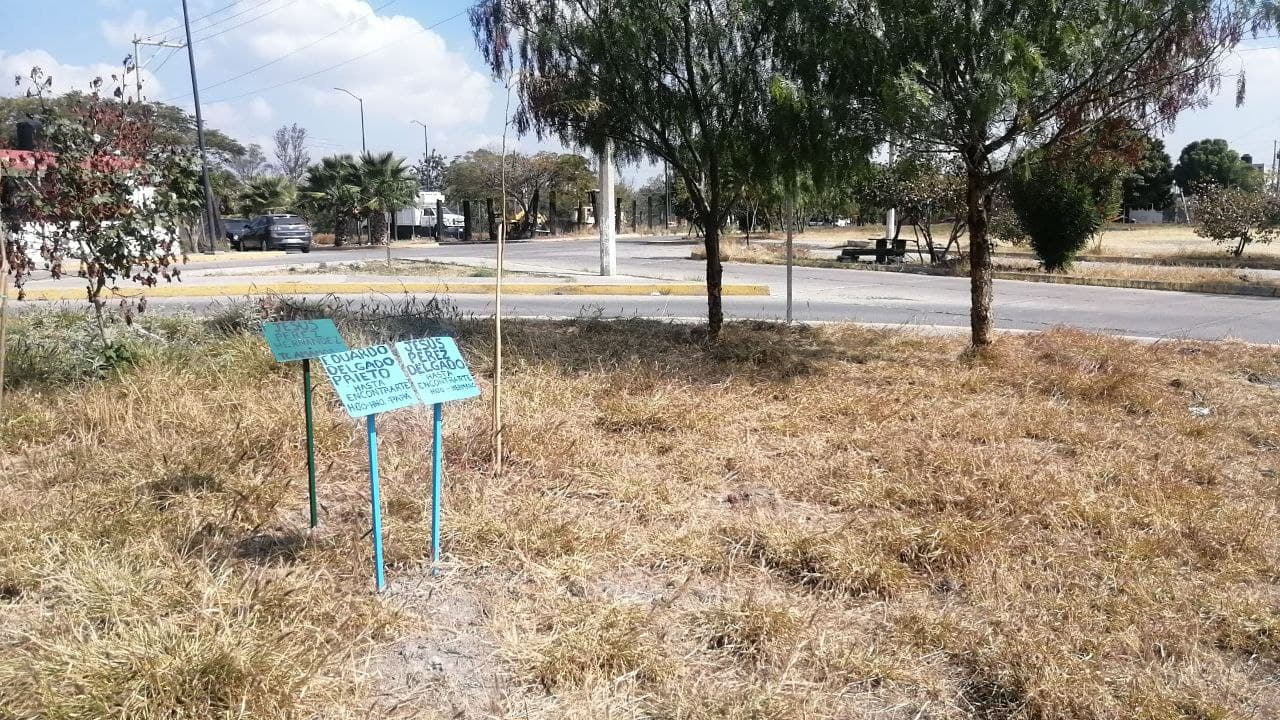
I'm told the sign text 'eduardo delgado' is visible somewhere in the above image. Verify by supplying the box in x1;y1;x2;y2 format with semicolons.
319;345;420;417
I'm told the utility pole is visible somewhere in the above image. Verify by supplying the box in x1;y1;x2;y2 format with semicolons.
885;141;897;240
132;36;183;102
411;120;430;188
598;141;617;276
335;88;367;154
178;0;218;254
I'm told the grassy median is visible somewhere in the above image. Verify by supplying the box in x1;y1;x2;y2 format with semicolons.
2;303;1279;718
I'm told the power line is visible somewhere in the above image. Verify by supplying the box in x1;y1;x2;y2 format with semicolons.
206;9;468;103
171;0;401;100
146;0;241;39
192;0;300;43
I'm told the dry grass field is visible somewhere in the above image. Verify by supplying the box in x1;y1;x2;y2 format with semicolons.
3;304;1280;719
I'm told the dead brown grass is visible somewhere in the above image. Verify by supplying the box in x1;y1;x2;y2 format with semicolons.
3;310;1280;718
993;256;1280;289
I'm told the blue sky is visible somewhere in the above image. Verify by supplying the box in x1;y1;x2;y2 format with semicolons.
3;1;1280;178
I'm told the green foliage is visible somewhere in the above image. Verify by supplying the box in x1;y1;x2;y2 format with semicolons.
1193;185;1280;257
1008;161;1102;272
355;152;416;244
471;0;782;334
443;149;594;216
238;176;297;217
810;0;1264;344
301;155;360;246
1174;139;1265;193
1123;136;1175;210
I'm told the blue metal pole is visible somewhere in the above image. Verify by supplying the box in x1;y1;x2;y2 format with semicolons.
367;414;386;592
431;402;443;574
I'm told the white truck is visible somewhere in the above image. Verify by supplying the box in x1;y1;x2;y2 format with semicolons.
395;191;465;239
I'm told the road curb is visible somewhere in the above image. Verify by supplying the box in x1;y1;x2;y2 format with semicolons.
20;280;768;301
990;271;1280;298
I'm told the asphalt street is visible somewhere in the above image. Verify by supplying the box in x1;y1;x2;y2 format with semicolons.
135;235;1280;343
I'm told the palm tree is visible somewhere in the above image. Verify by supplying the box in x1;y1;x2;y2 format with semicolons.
239;176;297;217
355;152;417;245
302;155;361;246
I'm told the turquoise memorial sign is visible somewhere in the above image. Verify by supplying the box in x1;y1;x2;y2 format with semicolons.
320;345;420;417
394;337;481;405
263;320;349;362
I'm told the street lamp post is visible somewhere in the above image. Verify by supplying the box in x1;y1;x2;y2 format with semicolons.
411;120;430;188
334;87;366;154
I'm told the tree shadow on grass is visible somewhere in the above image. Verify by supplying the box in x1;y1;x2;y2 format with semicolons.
234;529;310;566
466;317;895;384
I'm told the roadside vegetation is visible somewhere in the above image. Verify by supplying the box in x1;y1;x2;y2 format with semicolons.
277;259;502;279
3;304;1280;718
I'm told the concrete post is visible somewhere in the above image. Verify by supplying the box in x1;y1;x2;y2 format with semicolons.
598;142;616;276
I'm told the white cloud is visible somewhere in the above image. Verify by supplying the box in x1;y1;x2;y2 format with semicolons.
195;0;493;132
101;10;182;47
0;48;164;99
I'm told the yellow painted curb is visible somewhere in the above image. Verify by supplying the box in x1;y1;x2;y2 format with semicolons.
22;280;769;301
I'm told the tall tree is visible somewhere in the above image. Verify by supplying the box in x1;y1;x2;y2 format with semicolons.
355;151;417;244
1173;138;1265;192
414;151;447;191
273;123;311;184
443;149;594;219
301;155;361;246
1124;136;1176;211
470;0;776;336
227;143;271;183
818;0;1272;346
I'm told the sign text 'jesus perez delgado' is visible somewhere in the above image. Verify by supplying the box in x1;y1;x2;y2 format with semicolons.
395;336;481;405
320;345;420;417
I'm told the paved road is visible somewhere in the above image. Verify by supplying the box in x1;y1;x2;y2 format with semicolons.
140;235;1278;343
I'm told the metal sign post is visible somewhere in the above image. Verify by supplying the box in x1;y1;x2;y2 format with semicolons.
394;337;481;575
366;413;386;592
262;320;349;528
319;344;420;592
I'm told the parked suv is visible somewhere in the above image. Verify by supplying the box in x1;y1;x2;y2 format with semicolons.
239;214;313;252
224;218;250;250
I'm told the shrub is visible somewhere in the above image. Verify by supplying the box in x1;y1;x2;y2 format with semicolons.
1007;163;1102;272
1193;184;1280;257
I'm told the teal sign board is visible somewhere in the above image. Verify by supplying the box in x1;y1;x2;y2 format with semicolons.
263;320;349;362
395;337;481;405
320;345;420;417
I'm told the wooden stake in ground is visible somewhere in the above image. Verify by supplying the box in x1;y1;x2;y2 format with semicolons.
493;72;515;476
0;225;9;417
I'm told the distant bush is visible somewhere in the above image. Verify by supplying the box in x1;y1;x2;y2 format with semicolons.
1193;184;1280;257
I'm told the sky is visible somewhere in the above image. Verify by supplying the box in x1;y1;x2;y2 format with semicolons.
3;0;1280;179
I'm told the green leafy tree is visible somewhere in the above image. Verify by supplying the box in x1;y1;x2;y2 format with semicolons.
470;0;776;336
301;155;361;246
2;67;198;335
238;176;296;217
1173;138;1265;193
444;149;594;226
356;151;416;245
1123;136;1176;210
414;152;448;191
1008;160;1103;272
1194;184;1280;257
816;0;1271;346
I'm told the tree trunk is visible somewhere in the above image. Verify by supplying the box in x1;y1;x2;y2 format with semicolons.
370;212;388;245
333;212;349;247
704;220;724;338
966;164;994;347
